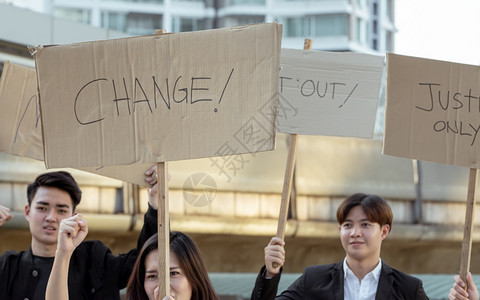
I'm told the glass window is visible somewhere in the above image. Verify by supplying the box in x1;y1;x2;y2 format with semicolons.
125;13;163;35
386;30;392;51
278;0;339;1
172;17;207;32
54;8;91;24
355;17;366;44
100;0;163;2
102;12;127;32
280;14;348;38
381;0;393;21
102;12;163;35
220;15;265;27
310;14;348;37
380;29;386;51
225;0;265;5
282;17;305;37
356;0;366;8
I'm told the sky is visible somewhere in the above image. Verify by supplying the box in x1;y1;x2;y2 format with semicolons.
395;0;480;65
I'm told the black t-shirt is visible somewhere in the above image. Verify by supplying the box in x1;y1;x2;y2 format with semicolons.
0;205;158;300
32;255;54;300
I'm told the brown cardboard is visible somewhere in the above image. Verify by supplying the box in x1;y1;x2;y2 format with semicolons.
0;61;154;186
0;61;43;160
34;23;282;168
383;53;480;168
278;49;384;138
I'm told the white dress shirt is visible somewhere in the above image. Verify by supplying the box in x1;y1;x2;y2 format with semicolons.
343;258;382;300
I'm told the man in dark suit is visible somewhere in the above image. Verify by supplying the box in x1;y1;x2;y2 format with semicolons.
251;193;428;300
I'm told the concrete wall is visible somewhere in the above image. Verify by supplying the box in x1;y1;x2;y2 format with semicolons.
1;134;479;274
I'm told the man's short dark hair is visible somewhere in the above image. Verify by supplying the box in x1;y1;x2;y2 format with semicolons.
27;171;82;211
336;193;393;230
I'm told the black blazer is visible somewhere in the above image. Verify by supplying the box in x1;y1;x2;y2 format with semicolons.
251;261;429;300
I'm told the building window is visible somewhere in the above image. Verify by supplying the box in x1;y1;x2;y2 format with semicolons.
356;0;366;9
381;0;393;21
172;17;207;32
220;15;265;27
385;30;392;51
372;2;378;15
126;13;163;35
100;0;163;2
355;17;366;44
310;14;348;37
379;29;393;51
102;12;126;32
373;19;377;34
372;38;377;50
225;0;265;5
102;12;163;35
283;17;305;37
54;8;91;24
280;14;348;38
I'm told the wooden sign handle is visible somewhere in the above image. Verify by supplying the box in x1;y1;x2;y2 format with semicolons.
157;161;170;298
154;29;170;299
459;168;477;289
275;134;298;240
273;39;312;268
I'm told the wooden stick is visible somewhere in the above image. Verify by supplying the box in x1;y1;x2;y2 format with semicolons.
157;161;170;298
154;29;169;298
460;168;477;288
274;38;312;257
276;134;298;240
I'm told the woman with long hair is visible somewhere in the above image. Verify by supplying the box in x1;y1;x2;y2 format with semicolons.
46;217;219;300
127;231;219;300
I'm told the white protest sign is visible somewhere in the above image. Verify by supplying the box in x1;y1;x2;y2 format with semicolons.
383;53;480;168
277;49;384;138
34;23;282;168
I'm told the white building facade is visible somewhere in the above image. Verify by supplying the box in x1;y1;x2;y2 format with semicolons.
14;0;395;53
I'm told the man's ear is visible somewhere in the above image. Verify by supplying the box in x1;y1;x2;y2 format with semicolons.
24;204;31;221
381;224;390;240
73;211;77;216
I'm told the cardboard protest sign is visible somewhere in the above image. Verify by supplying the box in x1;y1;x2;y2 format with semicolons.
383;53;480;168
34;23;282;168
0;61;43;160
0;61;154;186
277;49;384;138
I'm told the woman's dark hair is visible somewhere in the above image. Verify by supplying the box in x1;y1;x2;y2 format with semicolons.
27;171;82;211
126;231;219;300
336;193;393;230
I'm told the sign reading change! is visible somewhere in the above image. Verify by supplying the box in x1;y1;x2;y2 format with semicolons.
0;61;155;187
34;23;282;168
383;53;480;168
